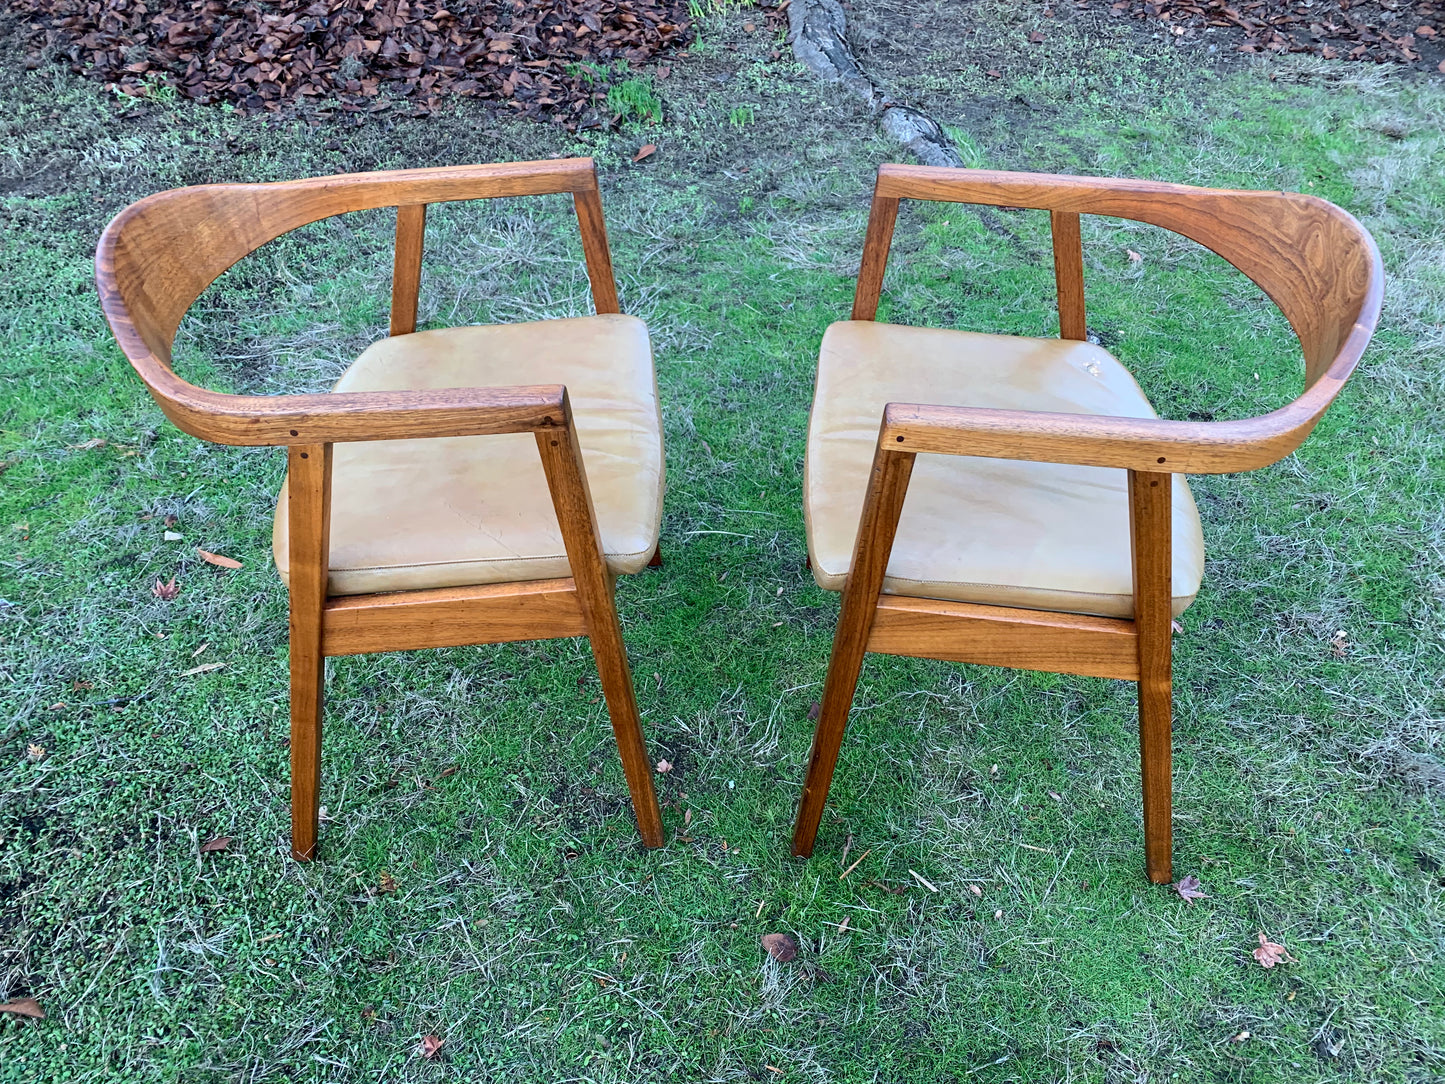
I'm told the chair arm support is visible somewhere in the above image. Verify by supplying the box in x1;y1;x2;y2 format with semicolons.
142;365;568;447
879;397;1332;475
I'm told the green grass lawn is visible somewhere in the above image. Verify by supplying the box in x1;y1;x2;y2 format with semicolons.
1;5;1443;1081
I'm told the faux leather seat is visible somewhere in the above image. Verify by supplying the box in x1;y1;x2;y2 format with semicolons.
804;321;1205;619
274;314;664;596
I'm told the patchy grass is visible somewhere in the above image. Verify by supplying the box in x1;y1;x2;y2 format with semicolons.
1;4;1443;1082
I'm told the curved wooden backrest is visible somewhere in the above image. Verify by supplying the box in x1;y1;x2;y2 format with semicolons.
97;158;619;445
857;165;1383;398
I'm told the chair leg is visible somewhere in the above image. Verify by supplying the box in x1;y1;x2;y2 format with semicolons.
586;585;665;848
1130;469;1173;884
535;417;664;848
289;604;325;861
287;444;332;862
1138;646;1172;884
792;444;916;858
790;594;875;858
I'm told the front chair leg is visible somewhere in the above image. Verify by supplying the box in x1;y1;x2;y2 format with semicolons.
585;586;666;848
535;410;664;848
287;444;332;861
1130;469;1174;884
792;443;916;858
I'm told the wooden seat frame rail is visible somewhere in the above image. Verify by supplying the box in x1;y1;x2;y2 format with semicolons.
97;158;664;860
791;164;1382;883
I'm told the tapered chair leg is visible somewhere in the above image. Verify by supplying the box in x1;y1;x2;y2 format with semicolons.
586;589;665;847
287;445;332;861
792;444;916;857
536;413;664;847
1130;469;1173;884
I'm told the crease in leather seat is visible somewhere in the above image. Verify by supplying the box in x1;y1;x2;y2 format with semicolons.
804;320;1205;619
273;313;664;596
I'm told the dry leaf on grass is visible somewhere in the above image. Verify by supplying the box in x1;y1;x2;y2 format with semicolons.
1253;932;1297;968
761;933;797;962
0;998;45;1020
1175;874;1208;903
1028;30;1046;42
655;758;672;773
152;577;180;600
26;743;45;761
377;871;397;895
420;1033;444;1059
200;836;232;853
197;548;242;570
163;530;183;541
632;143;657;163
180;662;226;677
1126;249;1144;262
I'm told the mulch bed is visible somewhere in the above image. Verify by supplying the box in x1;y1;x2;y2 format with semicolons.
8;0;692;125
1081;0;1445;73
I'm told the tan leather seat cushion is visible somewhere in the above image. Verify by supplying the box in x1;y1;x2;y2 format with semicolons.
274;314;664;596
805;321;1205;619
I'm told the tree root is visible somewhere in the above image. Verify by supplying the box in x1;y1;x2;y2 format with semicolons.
786;0;963;168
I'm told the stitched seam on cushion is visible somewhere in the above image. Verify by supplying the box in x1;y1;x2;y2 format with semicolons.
814;566;1194;603
329;546;653;575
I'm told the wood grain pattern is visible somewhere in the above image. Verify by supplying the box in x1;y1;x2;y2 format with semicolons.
1129;469;1174;884
96;158;608;447
390;202;426;337
851;195;900;321
573;187;621;316
1050;210;1087;341
882;400;1335;476
322;579;585;657
867;595;1138;680
872;164;1381;391
792;444;916;858
536;401;664;848
286;443;331;862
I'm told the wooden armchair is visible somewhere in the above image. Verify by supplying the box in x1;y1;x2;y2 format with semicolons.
792;165;1382;882
97;158;665;860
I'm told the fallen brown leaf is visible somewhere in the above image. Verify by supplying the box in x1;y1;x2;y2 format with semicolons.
67;438;107;450
26;743;45;761
180;661;226;677
420;1033;444;1059
200;835;232;853
761;932;797;962
1175;874;1208;903
807;701;821;721
655;758;672;773
1126;248;1143;262
152;577;180;600
1028;30;1046;43
0;997;45;1020
377;871;397;895
986;68;1002;77
1252;932;1297;968
197;548;242;570
633;143;657;163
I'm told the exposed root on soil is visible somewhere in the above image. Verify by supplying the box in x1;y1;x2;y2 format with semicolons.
786;0;962;168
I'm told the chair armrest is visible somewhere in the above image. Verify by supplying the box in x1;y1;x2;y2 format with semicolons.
880;393;1335;475
142;365;567;446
